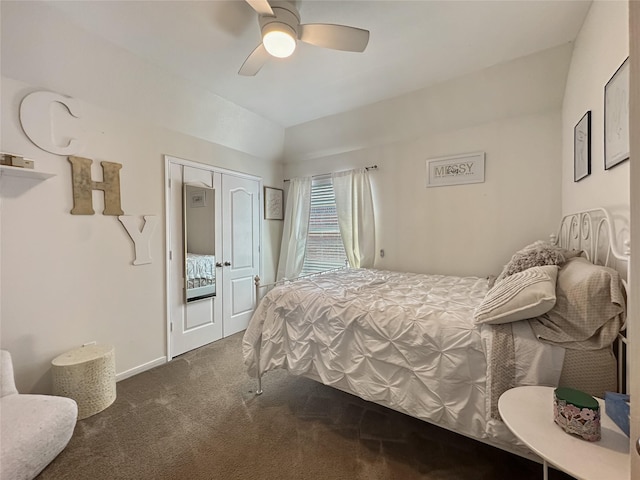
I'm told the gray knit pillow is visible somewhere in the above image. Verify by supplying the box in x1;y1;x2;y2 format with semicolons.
496;241;579;283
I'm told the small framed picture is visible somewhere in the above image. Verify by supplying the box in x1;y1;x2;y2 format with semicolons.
604;57;629;170
264;186;284;220
574;111;591;182
190;189;207;208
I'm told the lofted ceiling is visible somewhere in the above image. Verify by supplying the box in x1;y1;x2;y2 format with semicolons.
48;0;592;128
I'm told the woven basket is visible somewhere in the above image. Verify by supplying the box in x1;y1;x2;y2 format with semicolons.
52;345;116;419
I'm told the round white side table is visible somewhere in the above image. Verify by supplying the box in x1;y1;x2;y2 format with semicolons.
499;386;629;480
52;344;116;420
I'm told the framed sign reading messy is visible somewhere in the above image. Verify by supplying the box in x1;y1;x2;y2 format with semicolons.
426;152;485;188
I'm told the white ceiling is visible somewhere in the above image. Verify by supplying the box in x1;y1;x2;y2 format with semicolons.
48;0;591;128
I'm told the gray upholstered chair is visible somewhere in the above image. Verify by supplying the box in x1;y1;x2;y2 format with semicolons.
0;350;77;480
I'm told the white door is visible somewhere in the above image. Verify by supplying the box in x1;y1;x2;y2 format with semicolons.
221;174;261;337
168;164;223;357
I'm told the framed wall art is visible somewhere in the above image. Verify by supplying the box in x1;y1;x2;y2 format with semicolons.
604;57;629;170
574;111;591;182
264;186;284;220
425;152;485;188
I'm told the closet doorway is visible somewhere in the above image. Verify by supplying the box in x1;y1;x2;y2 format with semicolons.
165;156;261;358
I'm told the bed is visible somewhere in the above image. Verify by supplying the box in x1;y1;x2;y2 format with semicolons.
186;253;216;300
242;208;629;458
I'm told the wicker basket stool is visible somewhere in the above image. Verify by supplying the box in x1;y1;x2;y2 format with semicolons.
52;345;116;420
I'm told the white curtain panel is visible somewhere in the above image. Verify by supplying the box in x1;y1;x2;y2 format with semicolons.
276;177;312;280
332;168;376;268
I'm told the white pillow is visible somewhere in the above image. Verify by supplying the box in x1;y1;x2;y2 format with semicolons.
474;265;559;325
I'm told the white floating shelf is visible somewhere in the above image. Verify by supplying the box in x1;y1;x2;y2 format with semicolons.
0;164;55;180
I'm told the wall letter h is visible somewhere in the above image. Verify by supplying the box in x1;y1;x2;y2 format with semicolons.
68;156;124;215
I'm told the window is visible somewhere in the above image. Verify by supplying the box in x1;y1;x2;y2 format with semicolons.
301;178;347;275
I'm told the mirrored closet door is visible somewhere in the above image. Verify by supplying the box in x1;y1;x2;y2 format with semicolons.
167;158;261;358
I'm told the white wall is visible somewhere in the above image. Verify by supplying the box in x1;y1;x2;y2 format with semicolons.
284;46;570;277
285;44;572;162
628;3;639;476
0;1;284;162
0;2;283;393
562;1;629;215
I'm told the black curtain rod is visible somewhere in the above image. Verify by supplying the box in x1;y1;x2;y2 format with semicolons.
284;165;378;182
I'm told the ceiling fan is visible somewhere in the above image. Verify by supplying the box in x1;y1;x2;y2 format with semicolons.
239;0;370;76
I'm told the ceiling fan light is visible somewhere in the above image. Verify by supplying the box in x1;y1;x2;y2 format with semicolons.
262;24;297;58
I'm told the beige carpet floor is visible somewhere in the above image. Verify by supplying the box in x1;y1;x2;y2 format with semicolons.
37;332;573;480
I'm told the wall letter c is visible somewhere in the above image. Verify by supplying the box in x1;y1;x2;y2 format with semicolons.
20;91;86;155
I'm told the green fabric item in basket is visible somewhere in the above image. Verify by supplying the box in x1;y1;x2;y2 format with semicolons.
554;387;599;410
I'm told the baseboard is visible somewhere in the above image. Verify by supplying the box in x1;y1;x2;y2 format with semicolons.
115;356;167;382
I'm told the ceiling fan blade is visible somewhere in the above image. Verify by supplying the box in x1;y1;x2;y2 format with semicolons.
245;0;274;16
299;24;369;52
239;43;270;76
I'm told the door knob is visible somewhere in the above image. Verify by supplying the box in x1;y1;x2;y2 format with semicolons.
224;261;231;266
215;262;222;267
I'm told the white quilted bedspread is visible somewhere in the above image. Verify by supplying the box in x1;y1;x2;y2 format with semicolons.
243;268;493;439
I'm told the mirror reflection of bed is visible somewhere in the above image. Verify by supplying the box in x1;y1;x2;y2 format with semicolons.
184;184;216;302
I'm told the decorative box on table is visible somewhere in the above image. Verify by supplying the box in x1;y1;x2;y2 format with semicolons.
553;387;601;441
605;392;630;437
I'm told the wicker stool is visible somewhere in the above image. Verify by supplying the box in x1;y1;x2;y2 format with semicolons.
52;345;116;420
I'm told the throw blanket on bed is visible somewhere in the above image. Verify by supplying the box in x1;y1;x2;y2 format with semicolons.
488;256;625;420
488;324;516;420
487;320;568;421
528;257;625;350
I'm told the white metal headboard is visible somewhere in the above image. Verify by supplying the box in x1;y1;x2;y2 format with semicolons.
550;208;630;393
